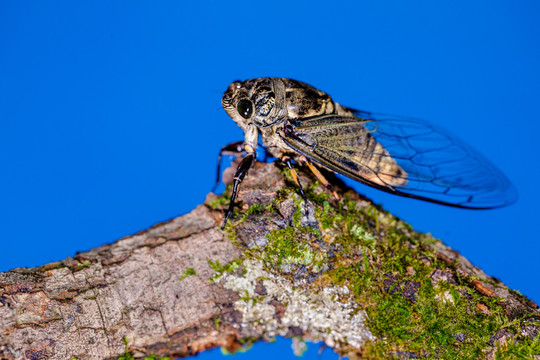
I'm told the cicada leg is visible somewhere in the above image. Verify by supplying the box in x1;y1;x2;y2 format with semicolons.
281;156;309;215
299;156;340;200
221;152;255;230
213;141;245;192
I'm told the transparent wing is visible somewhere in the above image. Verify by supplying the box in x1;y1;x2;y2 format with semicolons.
280;110;517;209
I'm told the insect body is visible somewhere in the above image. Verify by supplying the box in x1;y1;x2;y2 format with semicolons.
218;78;516;228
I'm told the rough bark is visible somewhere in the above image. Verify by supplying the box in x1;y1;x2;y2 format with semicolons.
0;162;538;360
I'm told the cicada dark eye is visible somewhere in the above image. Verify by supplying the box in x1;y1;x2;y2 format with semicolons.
237;100;253;119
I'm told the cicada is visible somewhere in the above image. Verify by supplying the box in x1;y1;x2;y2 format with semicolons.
217;78;516;229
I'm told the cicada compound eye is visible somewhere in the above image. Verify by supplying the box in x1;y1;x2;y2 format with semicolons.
236;100;253;119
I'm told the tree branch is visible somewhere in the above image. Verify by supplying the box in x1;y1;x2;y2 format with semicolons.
0;162;538;359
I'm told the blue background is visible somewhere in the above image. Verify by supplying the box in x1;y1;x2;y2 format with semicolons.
1;2;539;358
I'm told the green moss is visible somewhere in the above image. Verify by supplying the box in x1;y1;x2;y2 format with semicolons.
206;196;230;210
360;281;510;358
306;180;331;204
314;200;336;230
117;338;171;360
350;224;377;252
179;267;197;281
206;184;233;210
292;199;303;226
239;289;266;306
208;258;244;281
221;219;237;243
239;203;264;222
495;333;540;359
208;258;241;273
143;355;170;360
310;197;538;359
222;198;269;233
214;316;221;330
263;225;326;273
117;337;134;360
75;260;91;271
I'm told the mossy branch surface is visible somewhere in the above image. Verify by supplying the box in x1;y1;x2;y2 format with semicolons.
0;162;538;360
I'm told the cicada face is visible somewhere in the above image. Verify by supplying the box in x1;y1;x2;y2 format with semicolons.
222;78;287;130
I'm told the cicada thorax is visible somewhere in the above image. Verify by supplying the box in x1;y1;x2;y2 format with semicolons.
246;78;345;127
257;79;349;155
281;79;343;119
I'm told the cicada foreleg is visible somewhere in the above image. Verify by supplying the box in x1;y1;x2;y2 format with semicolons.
213;141;245;192
221;152;255;230
281;156;309;216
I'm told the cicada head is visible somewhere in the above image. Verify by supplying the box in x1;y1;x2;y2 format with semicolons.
222;78;287;130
